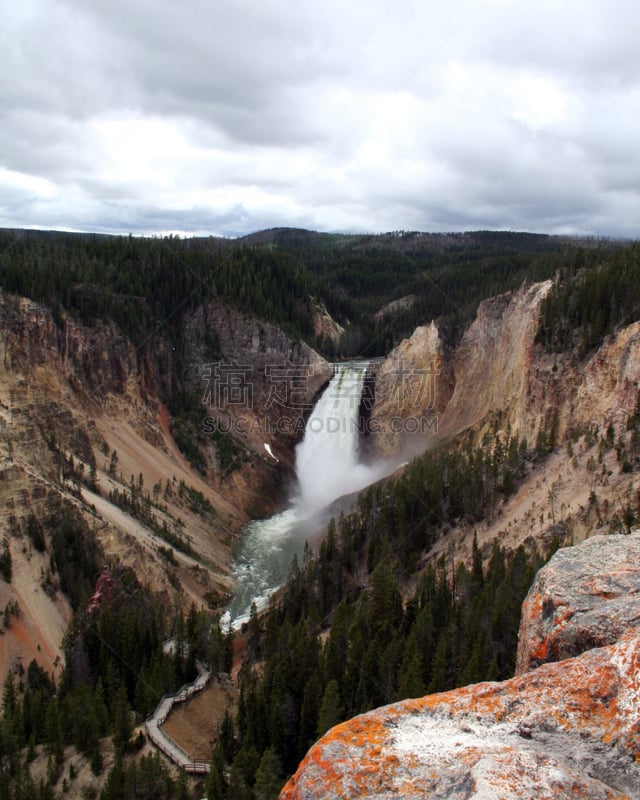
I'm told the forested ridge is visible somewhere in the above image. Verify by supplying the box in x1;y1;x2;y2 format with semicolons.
536;241;640;356
0;228;622;360
0;231;327;348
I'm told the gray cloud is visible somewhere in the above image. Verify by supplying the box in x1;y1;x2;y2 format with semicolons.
1;0;639;237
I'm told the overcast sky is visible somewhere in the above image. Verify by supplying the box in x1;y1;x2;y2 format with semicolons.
2;0;639;238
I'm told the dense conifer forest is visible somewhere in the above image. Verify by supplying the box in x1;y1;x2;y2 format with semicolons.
536;242;640;355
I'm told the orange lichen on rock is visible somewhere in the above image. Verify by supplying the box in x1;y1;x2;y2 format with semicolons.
282;636;640;799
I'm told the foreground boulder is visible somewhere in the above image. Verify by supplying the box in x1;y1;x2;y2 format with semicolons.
281;533;640;800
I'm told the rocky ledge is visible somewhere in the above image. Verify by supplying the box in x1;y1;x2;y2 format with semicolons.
281;532;640;799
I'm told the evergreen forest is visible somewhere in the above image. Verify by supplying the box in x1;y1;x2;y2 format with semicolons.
1;227;626;361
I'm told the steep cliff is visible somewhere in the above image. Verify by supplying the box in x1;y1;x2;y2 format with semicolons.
365;278;640;575
442;280;554;442
367;321;452;457
183;300;332;467
369;281;553;457
369;279;640;457
281;532;640;800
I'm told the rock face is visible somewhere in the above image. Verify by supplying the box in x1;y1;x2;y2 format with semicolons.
368;279;640;463
310;299;345;344
442;280;553;440
184;301;332;465
0;293;159;401
280;533;640;800
516;531;640;673
368;281;553;457
368;321;452;457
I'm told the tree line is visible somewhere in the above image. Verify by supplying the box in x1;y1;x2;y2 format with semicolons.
536;242;640;356
1;229;625;364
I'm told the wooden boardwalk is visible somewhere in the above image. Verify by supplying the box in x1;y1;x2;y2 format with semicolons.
145;660;211;774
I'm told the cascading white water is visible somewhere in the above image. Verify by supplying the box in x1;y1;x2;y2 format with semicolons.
295;362;375;514
225;362;386;626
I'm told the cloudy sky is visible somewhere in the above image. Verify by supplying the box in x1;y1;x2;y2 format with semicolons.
2;0;639;238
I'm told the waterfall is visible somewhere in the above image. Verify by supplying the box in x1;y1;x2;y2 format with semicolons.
295;361;371;514
225;362;385;626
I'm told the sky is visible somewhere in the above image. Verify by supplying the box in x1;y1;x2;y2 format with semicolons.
2;0;640;239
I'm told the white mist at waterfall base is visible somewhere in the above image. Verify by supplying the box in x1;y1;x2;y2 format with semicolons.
225;363;389;628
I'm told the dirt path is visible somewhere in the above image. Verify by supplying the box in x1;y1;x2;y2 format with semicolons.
82;487;202;571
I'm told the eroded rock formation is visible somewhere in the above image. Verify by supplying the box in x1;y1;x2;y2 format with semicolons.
184;301;332;465
368;321;452;456
368;281;553;457
368;279;640;461
281;532;640;799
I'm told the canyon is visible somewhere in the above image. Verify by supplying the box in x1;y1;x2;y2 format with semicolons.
3;277;640;666
0;292;329;682
1;265;640;796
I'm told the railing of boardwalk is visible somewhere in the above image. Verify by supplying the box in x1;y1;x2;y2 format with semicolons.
144;660;212;774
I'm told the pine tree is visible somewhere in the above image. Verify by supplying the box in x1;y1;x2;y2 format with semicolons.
175;769;190;800
206;742;228;800
458;633;485;687
112;686;132;753
100;752;124;800
0;538;12;583
427;628;450;694
316;680;344;738
44;700;63;765
229;745;260;798
298;671;321;755
396;634;425;700
254;747;283;800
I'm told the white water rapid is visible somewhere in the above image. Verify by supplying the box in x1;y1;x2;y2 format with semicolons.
225;362;387;626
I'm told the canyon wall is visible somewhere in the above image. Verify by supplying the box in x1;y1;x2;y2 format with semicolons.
183;301;332;467
0;292;329;681
369;279;640;459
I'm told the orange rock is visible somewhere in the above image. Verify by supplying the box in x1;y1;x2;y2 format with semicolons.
282;634;640;799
